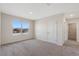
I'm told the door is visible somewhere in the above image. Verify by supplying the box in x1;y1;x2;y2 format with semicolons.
47;19;57;43
35;19;48;41
0;13;1;45
68;23;76;41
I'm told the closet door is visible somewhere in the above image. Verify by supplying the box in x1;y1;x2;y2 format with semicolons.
47;19;57;43
35;19;48;41
0;13;1;45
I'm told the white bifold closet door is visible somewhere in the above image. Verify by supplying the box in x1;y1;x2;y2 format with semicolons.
0;13;1;45
47;19;57;43
36;19;57;43
35;19;48;41
35;15;65;45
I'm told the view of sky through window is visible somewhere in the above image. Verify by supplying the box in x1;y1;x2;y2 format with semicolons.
12;19;29;29
22;21;30;29
12;19;21;29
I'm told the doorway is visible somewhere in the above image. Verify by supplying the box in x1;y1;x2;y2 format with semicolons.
68;23;76;41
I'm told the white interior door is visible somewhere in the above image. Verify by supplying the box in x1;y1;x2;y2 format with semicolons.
47;19;57;43
0;13;1;45
35;19;48;41
35;19;57;43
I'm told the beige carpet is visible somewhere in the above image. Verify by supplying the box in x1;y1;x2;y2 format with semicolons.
64;40;79;48
0;39;79;56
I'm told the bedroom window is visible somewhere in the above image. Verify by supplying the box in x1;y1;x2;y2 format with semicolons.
12;19;21;33
22;21;30;33
12;19;30;33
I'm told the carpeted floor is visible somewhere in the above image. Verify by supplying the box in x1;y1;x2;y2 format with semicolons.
0;39;79;56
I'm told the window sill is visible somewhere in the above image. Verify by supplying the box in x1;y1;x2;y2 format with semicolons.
12;33;21;36
23;33;28;34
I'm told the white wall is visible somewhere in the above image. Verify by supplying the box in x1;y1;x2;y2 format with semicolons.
63;22;68;41
1;13;35;45
35;14;66;46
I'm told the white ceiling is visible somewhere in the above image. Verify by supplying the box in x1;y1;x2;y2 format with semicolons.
0;3;79;20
